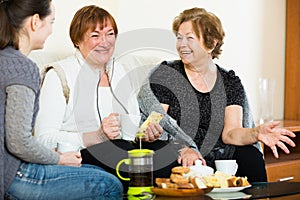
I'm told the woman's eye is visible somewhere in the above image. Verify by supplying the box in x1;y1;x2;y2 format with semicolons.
177;36;183;40
107;32;115;37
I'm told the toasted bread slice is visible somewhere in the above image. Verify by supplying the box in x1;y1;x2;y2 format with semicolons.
138;111;163;133
190;176;207;189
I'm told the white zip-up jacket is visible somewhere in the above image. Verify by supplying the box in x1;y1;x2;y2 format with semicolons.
34;50;140;150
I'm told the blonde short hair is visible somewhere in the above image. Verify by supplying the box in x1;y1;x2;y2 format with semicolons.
172;7;225;59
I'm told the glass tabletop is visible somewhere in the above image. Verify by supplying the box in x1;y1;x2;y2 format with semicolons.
243;182;300;199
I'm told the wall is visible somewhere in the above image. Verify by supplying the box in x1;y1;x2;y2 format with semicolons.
39;0;286;122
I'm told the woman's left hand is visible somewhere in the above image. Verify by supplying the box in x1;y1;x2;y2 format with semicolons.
258;121;296;158
141;123;163;142
101;113;121;140
177;147;206;167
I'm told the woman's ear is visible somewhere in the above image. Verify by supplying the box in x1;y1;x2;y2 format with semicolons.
30;14;42;32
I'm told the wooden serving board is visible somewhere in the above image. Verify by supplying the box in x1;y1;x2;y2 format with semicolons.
151;187;213;197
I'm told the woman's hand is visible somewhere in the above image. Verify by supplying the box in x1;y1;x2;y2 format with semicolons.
101;113;121;140
58;151;82;167
141;123;163;142
177;147;206;167
257;121;296;158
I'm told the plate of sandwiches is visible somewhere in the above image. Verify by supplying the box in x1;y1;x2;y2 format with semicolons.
203;171;251;193
152;166;251;197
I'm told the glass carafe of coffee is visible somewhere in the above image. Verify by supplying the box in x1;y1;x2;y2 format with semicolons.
116;149;154;196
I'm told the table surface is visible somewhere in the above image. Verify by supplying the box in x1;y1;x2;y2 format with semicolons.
126;182;300;200
243;182;300;199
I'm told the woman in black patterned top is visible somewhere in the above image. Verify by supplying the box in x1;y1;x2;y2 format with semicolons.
149;7;295;182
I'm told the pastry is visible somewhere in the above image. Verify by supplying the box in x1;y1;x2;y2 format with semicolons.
171;166;190;174
155;178;171;188
176;182;194;189
170;173;189;184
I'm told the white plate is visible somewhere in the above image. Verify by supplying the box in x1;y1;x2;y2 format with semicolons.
211;185;251;193
206;191;252;199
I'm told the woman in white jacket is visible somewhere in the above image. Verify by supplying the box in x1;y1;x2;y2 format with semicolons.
34;5;187;193
35;6;143;150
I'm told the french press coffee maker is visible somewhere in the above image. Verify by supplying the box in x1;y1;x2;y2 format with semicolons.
116;149;154;196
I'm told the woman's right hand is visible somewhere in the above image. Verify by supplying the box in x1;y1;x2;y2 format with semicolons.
58;151;82;167
101;113;121;139
178;147;206;167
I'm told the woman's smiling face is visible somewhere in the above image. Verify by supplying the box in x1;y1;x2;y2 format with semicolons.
78;20;116;66
176;20;209;67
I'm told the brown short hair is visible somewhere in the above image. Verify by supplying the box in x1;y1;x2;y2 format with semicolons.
172;7;225;59
69;5;118;49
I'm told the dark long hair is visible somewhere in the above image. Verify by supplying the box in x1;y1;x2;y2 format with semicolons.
0;0;52;49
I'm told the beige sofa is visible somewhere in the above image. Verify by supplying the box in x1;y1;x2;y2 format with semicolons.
29;50;178;88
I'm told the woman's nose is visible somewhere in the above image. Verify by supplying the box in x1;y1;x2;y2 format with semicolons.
178;38;188;47
98;34;107;42
180;37;188;45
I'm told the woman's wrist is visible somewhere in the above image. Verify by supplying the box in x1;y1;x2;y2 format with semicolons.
96;127;108;143
178;146;188;155
253;126;261;142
